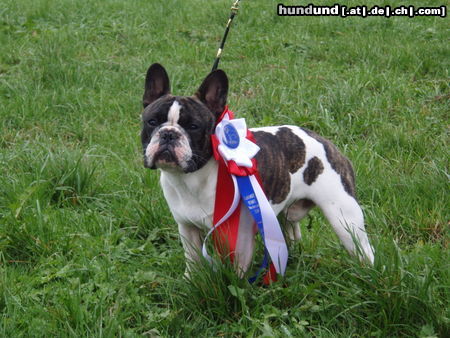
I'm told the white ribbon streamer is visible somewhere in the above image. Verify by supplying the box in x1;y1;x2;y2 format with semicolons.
202;174;240;264
249;175;288;275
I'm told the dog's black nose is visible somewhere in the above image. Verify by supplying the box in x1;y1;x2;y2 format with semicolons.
159;129;179;144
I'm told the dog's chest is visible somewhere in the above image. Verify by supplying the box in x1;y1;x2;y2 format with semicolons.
160;159;218;229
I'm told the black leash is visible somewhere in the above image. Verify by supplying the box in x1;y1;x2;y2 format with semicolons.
211;0;242;72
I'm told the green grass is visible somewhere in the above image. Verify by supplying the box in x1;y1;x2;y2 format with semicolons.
1;0;448;336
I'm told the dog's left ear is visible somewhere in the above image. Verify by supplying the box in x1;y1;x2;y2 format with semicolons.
143;63;171;108
195;70;228;118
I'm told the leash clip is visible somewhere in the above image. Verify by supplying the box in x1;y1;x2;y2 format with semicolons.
231;0;240;14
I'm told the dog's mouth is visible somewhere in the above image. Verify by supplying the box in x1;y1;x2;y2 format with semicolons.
153;146;179;167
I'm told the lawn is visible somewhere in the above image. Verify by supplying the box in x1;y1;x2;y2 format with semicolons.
0;0;448;336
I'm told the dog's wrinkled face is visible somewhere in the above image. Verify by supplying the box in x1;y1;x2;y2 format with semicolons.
142;96;214;172
141;63;228;173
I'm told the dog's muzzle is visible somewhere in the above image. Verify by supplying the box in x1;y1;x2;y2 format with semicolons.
144;127;192;170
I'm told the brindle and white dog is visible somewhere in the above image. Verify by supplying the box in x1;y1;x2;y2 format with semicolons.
141;63;374;275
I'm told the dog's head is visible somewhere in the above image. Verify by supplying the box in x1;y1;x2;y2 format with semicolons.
141;63;228;173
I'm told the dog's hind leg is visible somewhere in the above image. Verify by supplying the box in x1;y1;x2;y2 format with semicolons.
316;193;374;264
283;199;315;241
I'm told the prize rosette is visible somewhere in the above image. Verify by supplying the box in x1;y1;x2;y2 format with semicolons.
202;107;288;282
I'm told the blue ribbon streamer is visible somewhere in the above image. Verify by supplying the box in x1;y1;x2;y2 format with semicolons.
235;176;270;283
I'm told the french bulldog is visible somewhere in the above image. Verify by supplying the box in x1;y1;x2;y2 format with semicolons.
141;63;374;276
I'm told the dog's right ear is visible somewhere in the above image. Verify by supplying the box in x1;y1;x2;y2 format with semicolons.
195;70;228;118
143;63;170;108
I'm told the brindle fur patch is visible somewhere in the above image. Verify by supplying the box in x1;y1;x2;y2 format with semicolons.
176;96;216;169
297;198;315;209
303;156;324;185
301;128;356;197
253;127;306;204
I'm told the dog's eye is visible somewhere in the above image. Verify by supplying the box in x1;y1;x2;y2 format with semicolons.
147;119;158;127
188;123;199;130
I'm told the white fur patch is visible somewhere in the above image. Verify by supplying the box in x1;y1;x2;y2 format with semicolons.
167;101;181;126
